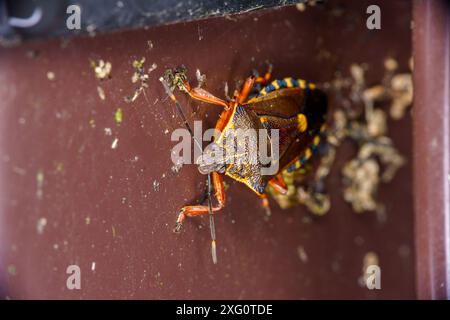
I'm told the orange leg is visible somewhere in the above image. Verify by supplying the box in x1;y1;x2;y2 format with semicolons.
215;103;236;131
237;64;273;104
259;193;272;216
237;76;256;104
254;64;273;85
268;174;288;195
178;78;235;132
180;80;230;109
174;172;226;233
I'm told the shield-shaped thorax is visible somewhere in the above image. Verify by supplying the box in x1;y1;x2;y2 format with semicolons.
216;85;327;195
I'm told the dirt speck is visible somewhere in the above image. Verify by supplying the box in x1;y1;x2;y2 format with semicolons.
171;159;184;174
91;59;112;79
36;217;47;234
111;138;119;149
153;180;160;192
297;246;308;263
97;86;106;100
36;170;44;199
46;71;55;81
125;57;149;103
115;108;123;124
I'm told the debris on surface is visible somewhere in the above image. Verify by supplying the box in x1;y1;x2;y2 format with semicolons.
54;162;64;174
389;74;413;119
269;58;411;216
171;158;184;174
36;170;44;200
104;128;112;136
131;58;146;81
36;217;47;234
163;65;189;92
46;71;55;81
297;246;308;263
297;186;330;216
148;63;158;73
153;180;160;192
125;57;153;103
197;25;203;41
361;57;413;120
268;168;308;209
97;86;106;100
115;108;123;124
224;81;230;100
342;138;405;213
195;68;206;88
342;158;380;212
334;61;408;213
111;138;119;149
91;59;112;79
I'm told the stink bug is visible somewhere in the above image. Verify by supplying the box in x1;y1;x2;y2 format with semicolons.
161;65;327;263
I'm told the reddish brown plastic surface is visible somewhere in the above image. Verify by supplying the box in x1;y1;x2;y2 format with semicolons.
413;0;450;300
0;1;414;299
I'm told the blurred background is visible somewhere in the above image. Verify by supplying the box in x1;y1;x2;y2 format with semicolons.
0;0;448;299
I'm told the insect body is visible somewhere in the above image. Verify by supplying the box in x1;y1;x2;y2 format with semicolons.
216;78;328;196
161;66;327;262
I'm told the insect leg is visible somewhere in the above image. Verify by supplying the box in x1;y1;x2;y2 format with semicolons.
268;175;288;195
237;76;256;104
259;193;272;217
179;80;230;109
214;104;236;131
254;63;273;85
174;172;225;233
206;173;218;264
237;64;273;104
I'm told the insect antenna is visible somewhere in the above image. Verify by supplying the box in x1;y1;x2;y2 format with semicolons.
160;77;218;264
207;173;217;264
